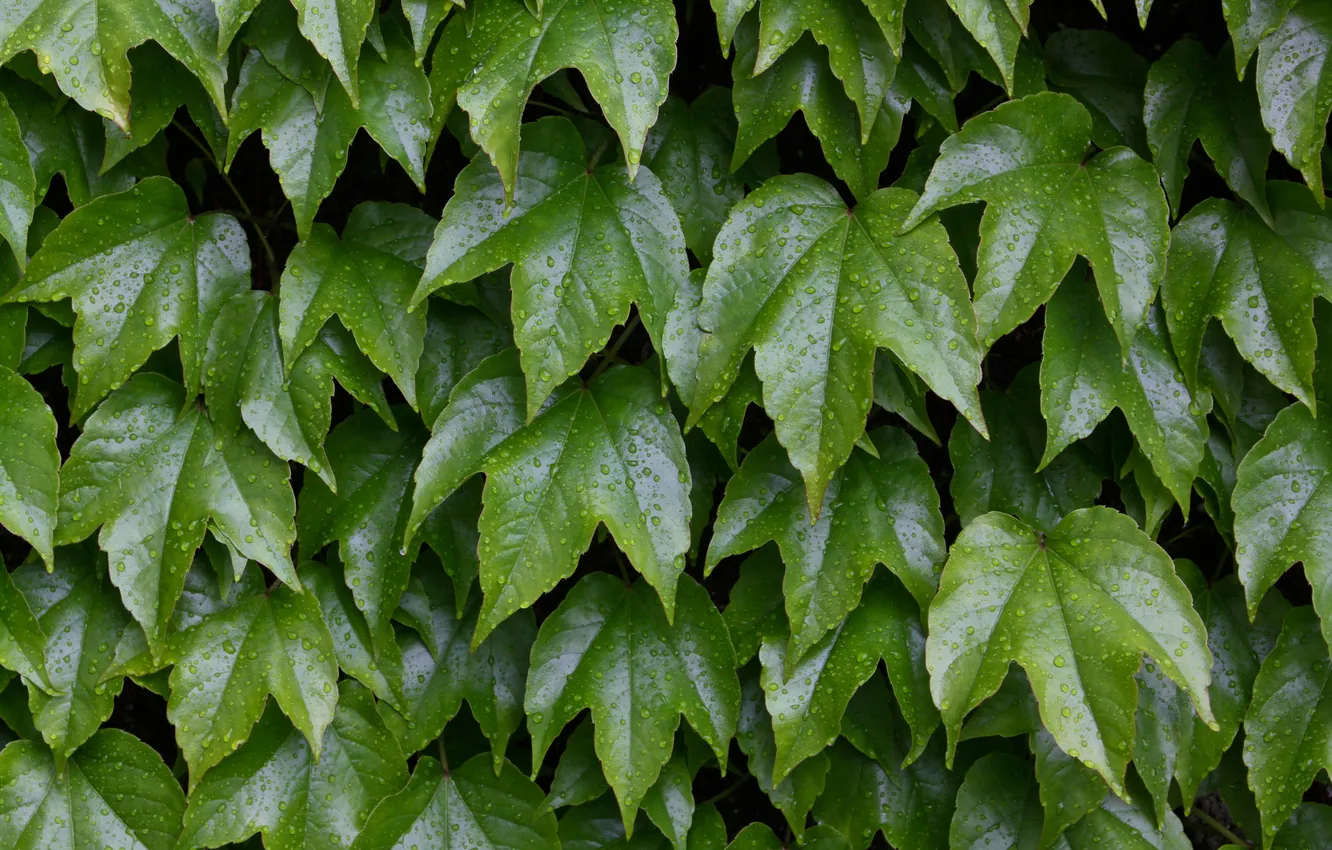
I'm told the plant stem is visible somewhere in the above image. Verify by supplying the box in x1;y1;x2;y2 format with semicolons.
437;737;450;773
699;775;747;807
589;315;642;381
1192;808;1249;847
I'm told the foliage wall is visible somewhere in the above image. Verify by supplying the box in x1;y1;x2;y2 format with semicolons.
0;0;1330;848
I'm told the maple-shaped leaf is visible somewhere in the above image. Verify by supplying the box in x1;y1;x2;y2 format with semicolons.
737;668;830;837
1242;606;1332;846
298;409;424;643
351;755;558;850
177;682;407;850
416;117;687;418
1041;272;1209;511
1163;197;1318;408
415;301;511;429
280;202;430;407
409;359;693;644
526;572;739;830
688;175;983;511
1256;1;1332;203
289;0;375;105
167;581;338;787
0;92;33;265
1225;0;1294;74
1044;29;1149;157
0;730;184;850
813;736;956;850
904;91;1170;354
429;0;676;198
945;0;1023;93
401;0;453;64
0;547;47;692
205;290;394;491
1144;40;1273;221
11;548;128;766
706;429;944;662
927;507;1215;795
301;559;405;709
0;0;227;129
6;177;249;419
382;556;535;764
55;374;297;656
356;16;435;190
0;365;58;567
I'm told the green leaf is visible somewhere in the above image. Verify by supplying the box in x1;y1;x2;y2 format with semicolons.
167;581;338;786
730;24;908;200
1225;0;1295;74
1242;606;1332;846
178;682;406;850
1275;803;1332;848
290;0;375;105
415;302;510;429
55;374;297;655
926;507;1216;795
543;718;611;813
300;559;405;709
1031;727;1107;844
641;752;694;850
439;0;676;198
382;556;535;763
736;668;829;837
402;0;454;64
904;92;1170;354
0;92;32;264
1144;40;1273;221
12;549;126;764
906;0;1000;93
0;0;227;128
1041;272;1209;510
205;291;393;491
706;428;944;661
0;730;184;850
945;0;1022;93
418;117;687;417
0;552;46;690
7;177;249;418
411;363;693;643
0;366;57;567
351;754;559;850
357;18;434;189
526;573;739;829
689;175;983;510
949;364;1106;533
227;51;360;240
1044;30;1149;156
948;752;1043;848
280;203;430;407
1163;197;1317;407
873;350;939;444
1256;0;1332;202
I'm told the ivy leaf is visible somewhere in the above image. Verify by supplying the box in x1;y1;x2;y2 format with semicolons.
205;291;393;491
280;203;430;407
178;682;406;850
1040;272;1209;510
0;550;46;690
1225;0;1295;74
904;91;1170;354
1044;30;1148;156
401;0;454;64
1031;727;1107;844
410;363;693;644
55;374;297;655
0;730;184;850
945;0;1022;93
689;175;983;511
166;582;338;786
417;117;687;418
737;669;829;837
357;18;434;190
926;507;1216;795
290;0;375;105
1144;40;1273;221
1231;401;1332;650
731;24;908;200
382;557;535;763
706;428;944;662
301;559;405;709
440;0;676;198
351;755;558;850
723;549;787;666
6;177;249;418
12;548;127;765
641;752;694;850
526;573;739;830
415;302;510;429
1242;606;1332;845
873;350;939;444
1256;0;1332;203
298;409;423;643
0;365;57;567
0;92;32;264
950;364;1106;533
0;0;227;129
543;718;611;813
1275;804;1332;848
227;51;360;240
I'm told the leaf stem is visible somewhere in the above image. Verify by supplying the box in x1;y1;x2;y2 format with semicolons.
437;737;450;774
1191;808;1249;847
589;315;641;382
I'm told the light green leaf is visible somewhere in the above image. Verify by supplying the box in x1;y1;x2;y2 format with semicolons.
0;553;46;690
690;175;983;510
0;730;184;850
926;507;1215;795
167;582;338;786
417;117;687;418
0;366;57;567
291;0;375;105
7;177;249;418
945;0;1022;93
706;428;944;661
1256;0;1332;203
56;374;297;655
0;92;33;264
1031;727;1106;845
642;752;694;850
301;559;405;709
1224;0;1295;74
1144;40;1273;220
358;18;433;189
949;364;1106;533
948;753;1043;848
526;573;739;830
904;92;1170;354
1041;272;1209;510
410;363;692;644
351;755;559;850
401;0;454;64
178;682;407;850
